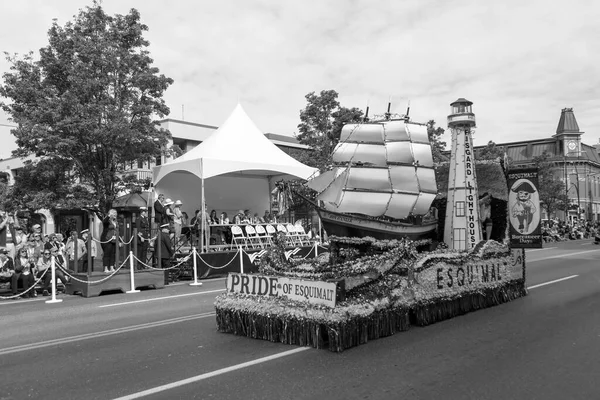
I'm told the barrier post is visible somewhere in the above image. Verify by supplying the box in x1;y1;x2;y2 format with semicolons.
190;247;203;286
239;248;244;274
314;241;318;258
46;256;63;304
126;251;140;294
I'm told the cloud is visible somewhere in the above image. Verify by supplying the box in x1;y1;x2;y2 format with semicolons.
1;0;599;159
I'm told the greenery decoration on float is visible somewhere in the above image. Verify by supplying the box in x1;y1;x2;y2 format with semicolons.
214;235;526;352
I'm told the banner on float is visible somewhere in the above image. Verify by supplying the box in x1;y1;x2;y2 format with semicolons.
227;273;337;308
507;168;542;248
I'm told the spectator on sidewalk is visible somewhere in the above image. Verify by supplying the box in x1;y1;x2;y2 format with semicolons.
12;247;35;298
36;249;68;296
101;209;119;274
154;193;166;225
137;207;150;269
0;248;14;286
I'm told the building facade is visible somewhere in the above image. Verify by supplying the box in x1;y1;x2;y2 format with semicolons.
474;108;600;222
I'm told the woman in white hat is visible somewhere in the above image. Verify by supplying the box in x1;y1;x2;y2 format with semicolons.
163;198;175;225
173;200;183;245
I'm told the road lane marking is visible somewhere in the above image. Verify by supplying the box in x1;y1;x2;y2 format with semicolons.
98;289;226;308
527;247;557;252
113;347;311;400
527;249;600;263
527;275;578;289
0;312;215;356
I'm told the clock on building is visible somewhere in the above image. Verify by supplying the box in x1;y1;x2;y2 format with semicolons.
567;140;577;151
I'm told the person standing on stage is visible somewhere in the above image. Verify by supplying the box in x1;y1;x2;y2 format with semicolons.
137;207;151;268
154;193;166;225
101;209;119;273
159;223;174;285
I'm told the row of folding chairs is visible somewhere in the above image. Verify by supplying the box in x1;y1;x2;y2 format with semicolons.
230;223;313;250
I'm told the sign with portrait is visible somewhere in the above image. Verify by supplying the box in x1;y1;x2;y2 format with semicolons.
507;168;542;248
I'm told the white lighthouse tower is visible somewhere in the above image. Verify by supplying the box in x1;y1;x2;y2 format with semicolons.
443;98;483;250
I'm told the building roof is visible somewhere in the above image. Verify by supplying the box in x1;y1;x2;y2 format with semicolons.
556;108;581;134
450;98;473;106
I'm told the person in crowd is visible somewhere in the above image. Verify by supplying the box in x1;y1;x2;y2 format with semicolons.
101;209;119;273
28;224;42;241
172;200;184;244
219;212;230;225
154;193;166;225
190;209;200;244
66;230;87;272
80;229;97;273
0;248;14;287
233;210;245;225
14;226;28;254
242;210;251;224
164;198;175;223
55;233;67;263
30;232;45;260
159;223;174;285
44;233;59;251
262;210;272;224
253;213;262;224
36;249;68;296
209;210;219;225
12;247;35;298
137;207;150;269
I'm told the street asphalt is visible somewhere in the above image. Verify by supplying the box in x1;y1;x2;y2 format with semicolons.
1;239;599;400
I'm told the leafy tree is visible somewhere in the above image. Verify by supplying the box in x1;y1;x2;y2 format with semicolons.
0;2;173;213
296;90;363;171
476;141;505;161
427;120;447;163
533;151;567;219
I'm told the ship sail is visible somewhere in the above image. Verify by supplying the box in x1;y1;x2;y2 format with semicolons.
307;119;438;220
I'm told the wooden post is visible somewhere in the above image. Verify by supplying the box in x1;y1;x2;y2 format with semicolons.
157;228;162;269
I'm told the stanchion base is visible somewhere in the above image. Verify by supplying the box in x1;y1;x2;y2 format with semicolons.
45;299;63;304
189;282;203;286
126;289;141;294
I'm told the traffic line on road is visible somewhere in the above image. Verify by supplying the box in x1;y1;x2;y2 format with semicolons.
527;247;557;252
0;312;215;356
98;289;226;308
527;275;578;290
112;346;311;400
527;249;600;263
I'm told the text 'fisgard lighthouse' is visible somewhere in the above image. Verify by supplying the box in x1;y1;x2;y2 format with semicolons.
444;98;483;250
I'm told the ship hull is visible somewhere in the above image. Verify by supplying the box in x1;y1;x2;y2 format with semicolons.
315;207;437;241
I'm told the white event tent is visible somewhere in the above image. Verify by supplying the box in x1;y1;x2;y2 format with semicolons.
152;104;318;224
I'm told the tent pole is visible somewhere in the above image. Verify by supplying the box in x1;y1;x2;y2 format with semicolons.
201;159;205;254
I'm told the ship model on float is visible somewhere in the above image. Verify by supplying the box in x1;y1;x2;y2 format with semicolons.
306;105;438;240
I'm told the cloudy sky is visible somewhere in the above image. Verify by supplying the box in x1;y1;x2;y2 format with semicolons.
0;0;598;159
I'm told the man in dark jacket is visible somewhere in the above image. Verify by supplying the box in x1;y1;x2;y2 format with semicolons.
137;207;151;269
159;223;174;285
154;194;166;226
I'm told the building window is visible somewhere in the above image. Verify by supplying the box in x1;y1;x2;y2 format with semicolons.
455;201;465;217
453;228;466;250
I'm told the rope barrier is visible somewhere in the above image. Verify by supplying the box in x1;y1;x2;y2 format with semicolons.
56;256;129;284
119;235;134;245
92;236;117;244
131;254;191;271
0;267;49;300
195;249;241;270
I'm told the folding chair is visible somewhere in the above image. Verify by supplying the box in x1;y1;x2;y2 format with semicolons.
265;225;277;247
294;224;311;246
254;225;271;247
286;223;302;247
276;224;291;246
231;225;248;249
244;225;263;249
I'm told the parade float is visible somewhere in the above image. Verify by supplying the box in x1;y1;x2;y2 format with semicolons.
215;99;535;352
